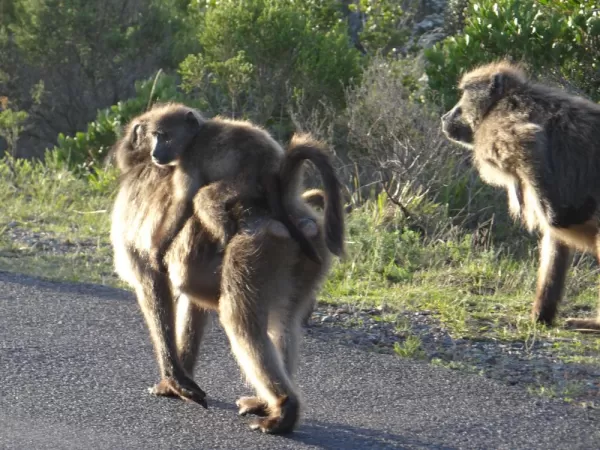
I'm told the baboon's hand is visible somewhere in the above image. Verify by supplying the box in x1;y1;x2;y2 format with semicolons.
236;396;268;416
149;375;208;408
248;395;299;434
220;202;244;246
221;218;239;246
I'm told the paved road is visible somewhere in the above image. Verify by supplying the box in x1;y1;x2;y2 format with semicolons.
0;271;598;449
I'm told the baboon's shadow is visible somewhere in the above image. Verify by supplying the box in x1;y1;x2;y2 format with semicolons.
287;420;456;450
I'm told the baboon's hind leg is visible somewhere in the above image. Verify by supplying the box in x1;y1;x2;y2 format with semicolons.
565;235;600;332
238;303;304;419
219;232;299;434
237;219;321;419
532;232;573;325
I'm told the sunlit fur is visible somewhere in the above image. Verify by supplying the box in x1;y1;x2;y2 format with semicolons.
109;103;346;433
441;60;600;331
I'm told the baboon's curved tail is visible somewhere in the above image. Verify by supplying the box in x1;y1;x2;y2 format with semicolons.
280;134;345;258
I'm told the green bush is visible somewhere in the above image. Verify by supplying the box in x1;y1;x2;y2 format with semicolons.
0;105;28;157
180;0;363;130
425;0;600;109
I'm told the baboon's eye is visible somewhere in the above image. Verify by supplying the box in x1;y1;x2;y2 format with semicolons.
153;131;169;140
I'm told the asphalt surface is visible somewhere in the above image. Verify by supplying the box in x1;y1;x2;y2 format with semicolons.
0;271;598;450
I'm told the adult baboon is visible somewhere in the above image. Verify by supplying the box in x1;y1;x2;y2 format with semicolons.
441;60;600;331
110;104;345;433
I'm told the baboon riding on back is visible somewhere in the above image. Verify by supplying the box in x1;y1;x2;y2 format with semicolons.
441;60;600;331
109;103;345;434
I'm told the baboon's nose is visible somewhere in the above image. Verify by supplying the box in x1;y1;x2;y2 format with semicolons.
442;107;461;127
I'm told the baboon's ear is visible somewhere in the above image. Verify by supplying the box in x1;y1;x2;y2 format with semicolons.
490;73;505;97
185;111;203;130
132;123;142;145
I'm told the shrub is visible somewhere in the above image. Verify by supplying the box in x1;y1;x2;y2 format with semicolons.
2;0;196;155
425;0;600;109
179;0;363;134
344;57;465;207
0;98;28;157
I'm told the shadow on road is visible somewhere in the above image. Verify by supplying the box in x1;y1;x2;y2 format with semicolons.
286;420;457;450
0;270;132;302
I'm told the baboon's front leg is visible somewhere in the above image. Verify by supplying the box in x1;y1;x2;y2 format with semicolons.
565;235;600;332
175;294;212;376
150;200;194;273
150;167;201;273
532;232;573;325
219;232;299;434
132;256;207;407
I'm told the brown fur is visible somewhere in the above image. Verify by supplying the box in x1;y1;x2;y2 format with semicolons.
141;106;345;271
441;60;600;331
110;104;346;433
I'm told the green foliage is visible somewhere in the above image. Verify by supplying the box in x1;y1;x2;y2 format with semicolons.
425;0;600;108
0;0;16;27
52;73;194;173
349;0;407;54
1;0;199;158
179;51;255;117
10;0;192;70
182;0;362;126
0;104;28;157
444;0;469;35
394;335;425;359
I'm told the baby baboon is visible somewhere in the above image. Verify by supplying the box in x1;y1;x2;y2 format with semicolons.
441;60;600;331
145;109;345;271
110;104;345;434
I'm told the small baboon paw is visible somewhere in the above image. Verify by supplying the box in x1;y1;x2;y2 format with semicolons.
564;318;600;333
247;396;299;434
297;217;318;238
221;220;239;246
266;220;291;239
236;396;268;416
149;376;208;408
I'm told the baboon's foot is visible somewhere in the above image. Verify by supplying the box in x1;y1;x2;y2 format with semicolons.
240;217;287;239
149;375;208;408
265;220;291;239
266;217;318;239
564;317;600;333
244;217;318;240
236;396;268;416
296;217;318;238
531;307;557;327
248;395;299;434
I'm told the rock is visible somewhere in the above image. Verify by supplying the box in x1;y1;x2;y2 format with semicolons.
414;14;445;33
417;30;447;49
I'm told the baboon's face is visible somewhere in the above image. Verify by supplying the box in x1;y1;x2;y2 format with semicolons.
441;99;474;149
441;73;505;149
133;110;203;167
